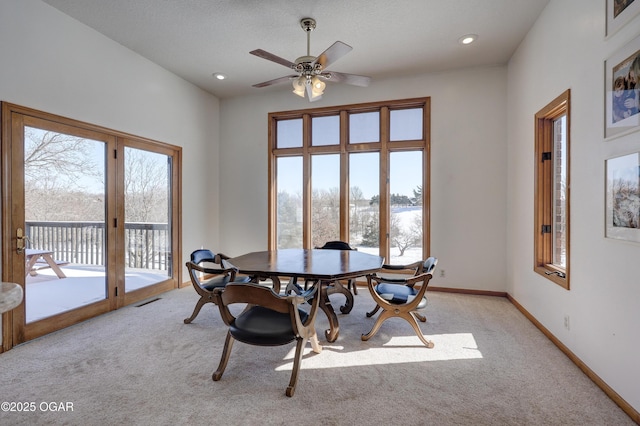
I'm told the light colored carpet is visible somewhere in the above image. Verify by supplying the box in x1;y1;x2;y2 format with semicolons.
0;286;633;425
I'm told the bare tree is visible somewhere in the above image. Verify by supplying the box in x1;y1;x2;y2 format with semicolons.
124;148;169;223
24;128;100;186
311;187;340;247
24;128;104;221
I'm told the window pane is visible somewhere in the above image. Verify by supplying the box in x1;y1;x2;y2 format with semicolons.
390;108;423;141
276;156;303;248
277;119;303;148
349;111;379;144
124;147;172;293
312;115;339;146
349;152;379;254
553;116;567;268
389;151;423;264
311;154;340;247
24;127;107;322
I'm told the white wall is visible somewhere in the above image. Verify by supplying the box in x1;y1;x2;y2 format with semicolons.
0;0;222;284
219;66;508;292
507;0;640;412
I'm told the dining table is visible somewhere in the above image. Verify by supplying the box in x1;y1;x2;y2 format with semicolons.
227;248;384;342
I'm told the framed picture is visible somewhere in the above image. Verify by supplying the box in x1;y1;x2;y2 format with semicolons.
606;151;640;242
606;0;640;37
604;33;640;139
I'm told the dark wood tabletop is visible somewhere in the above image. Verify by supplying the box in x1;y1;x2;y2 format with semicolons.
228;249;384;281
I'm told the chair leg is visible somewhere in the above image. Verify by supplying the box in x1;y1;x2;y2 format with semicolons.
184;297;209;324
414;311;427;322
361;309;394;341
213;331;235;381
365;304;380;318
404;312;434;348
286;338;306;397
308;331;322;354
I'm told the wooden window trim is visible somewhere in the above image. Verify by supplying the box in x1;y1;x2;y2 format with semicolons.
534;90;570;289
267;97;430;261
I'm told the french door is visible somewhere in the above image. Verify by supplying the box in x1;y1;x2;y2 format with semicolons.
1;103;181;350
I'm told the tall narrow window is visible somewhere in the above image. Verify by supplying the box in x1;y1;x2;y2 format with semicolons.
534;90;570;289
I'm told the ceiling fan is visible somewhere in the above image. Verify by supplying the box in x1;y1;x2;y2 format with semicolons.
250;18;371;102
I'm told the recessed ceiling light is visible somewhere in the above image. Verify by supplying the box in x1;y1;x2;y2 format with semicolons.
212;73;227;80
459;34;478;45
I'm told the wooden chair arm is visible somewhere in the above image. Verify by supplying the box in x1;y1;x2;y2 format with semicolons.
188;261;239;280
212;287;236;326
216;252;233;262
403;272;433;286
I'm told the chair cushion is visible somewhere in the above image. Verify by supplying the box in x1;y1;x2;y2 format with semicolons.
201;275;232;291
375;283;428;309
201;274;251;291
230;306;308;346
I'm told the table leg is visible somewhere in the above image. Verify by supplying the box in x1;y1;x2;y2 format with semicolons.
319;282;340;342
326;280;354;314
25;255;39;277
41;253;67;279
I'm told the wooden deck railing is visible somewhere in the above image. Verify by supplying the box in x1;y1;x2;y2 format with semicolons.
25;221;170;271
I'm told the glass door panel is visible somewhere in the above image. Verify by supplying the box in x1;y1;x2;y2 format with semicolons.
389;151;423;264
349;152;380;254
24;126;107;323
124;147;172;292
311;154;340;247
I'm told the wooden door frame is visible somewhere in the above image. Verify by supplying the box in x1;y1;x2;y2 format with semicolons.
1;102;182;351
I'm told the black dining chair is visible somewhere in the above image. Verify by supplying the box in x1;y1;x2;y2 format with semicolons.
183;249;250;324
361;257;438;347
212;282;322;397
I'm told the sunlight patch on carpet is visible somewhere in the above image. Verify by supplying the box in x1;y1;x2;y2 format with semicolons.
275;333;482;371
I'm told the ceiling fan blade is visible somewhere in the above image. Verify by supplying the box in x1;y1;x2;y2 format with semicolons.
250;49;296;69
252;75;298;88
312;41;352;69
321;71;371;87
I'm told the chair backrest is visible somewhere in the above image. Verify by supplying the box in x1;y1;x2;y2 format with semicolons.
318;240;354;251
216;282;291;315
422;257;438;275
187;249;229;286
190;249;216;265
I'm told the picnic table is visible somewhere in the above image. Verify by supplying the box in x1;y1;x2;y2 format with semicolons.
25;249;68;279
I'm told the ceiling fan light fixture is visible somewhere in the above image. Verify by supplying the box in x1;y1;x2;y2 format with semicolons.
307;77;324;102
311;76;326;93
292;76;306;97
251;17;369;102
307;84;323;102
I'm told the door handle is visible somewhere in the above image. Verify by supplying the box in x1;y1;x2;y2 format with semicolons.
16;227;30;254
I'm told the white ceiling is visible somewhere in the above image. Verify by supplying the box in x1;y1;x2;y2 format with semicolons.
41;0;550;99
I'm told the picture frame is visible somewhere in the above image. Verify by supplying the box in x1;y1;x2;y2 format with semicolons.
604;33;640;139
606;0;640;37
605;151;640;242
